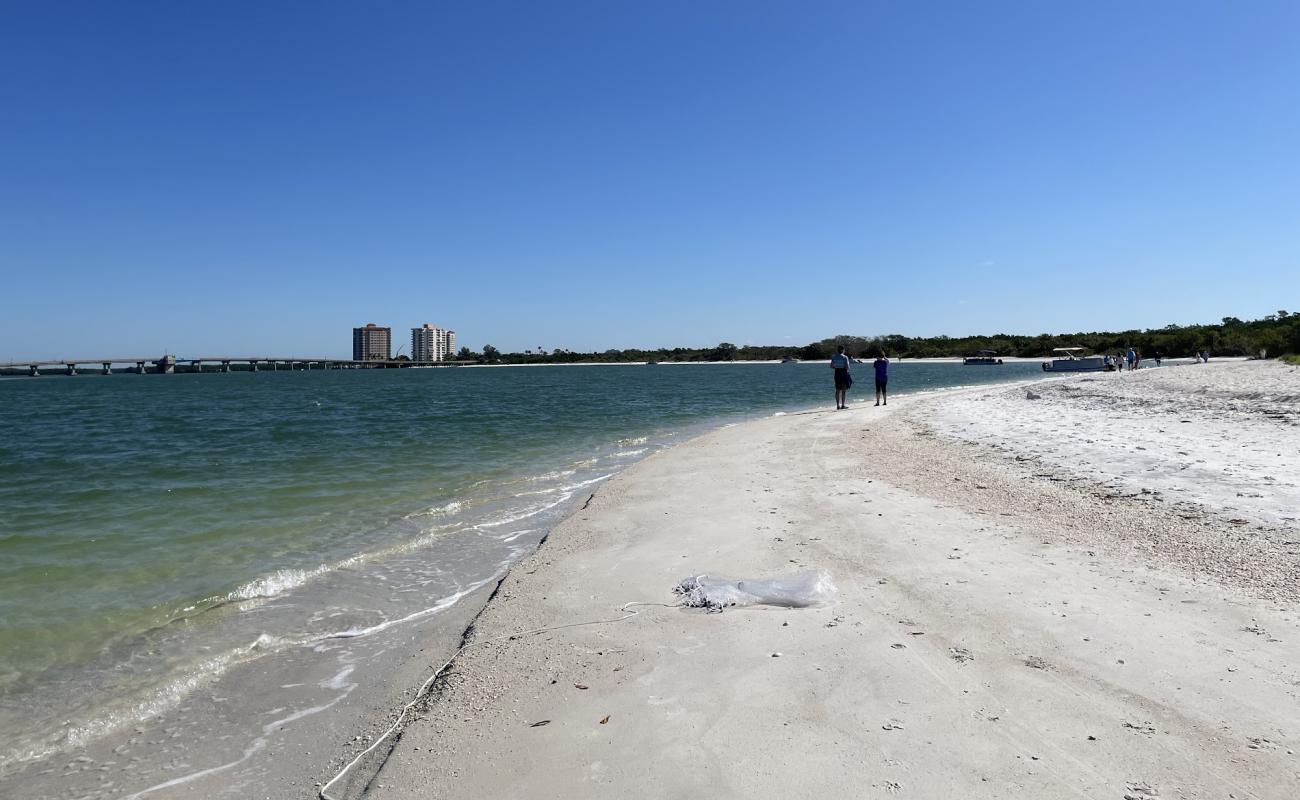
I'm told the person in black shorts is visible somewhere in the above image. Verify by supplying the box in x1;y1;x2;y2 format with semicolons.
830;345;853;410
873;352;889;406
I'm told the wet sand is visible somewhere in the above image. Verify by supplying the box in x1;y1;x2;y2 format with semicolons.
5;582;499;800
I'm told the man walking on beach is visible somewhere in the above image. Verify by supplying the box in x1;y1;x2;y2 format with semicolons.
873;352;889;406
830;345;853;410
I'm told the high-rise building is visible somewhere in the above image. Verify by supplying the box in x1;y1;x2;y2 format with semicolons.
352;323;391;361
411;324;457;362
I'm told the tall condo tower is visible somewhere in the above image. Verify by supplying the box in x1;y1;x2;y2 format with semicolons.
352;323;391;361
411;324;457;362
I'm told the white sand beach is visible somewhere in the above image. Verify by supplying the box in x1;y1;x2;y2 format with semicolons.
933;361;1300;529
356;361;1300;800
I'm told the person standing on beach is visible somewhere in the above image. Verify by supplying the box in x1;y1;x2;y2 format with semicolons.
873;352;889;406
830;346;853;410
1126;347;1136;371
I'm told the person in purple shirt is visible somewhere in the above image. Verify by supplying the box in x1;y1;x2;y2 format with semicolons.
873;352;889;406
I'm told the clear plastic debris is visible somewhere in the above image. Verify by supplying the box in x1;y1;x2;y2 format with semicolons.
674;570;838;611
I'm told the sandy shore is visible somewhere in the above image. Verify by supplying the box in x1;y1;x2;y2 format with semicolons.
359;361;1299;799
931;360;1299;529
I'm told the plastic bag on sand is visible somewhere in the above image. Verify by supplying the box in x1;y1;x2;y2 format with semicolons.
674;570;837;611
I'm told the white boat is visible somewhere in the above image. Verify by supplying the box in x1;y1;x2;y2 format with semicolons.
1041;347;1113;372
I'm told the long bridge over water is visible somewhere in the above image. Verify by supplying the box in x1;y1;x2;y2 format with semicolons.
0;355;472;376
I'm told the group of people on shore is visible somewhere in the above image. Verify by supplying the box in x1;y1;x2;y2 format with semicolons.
1106;347;1150;371
829;346;888;410
1104;347;1211;371
827;344;1213;409
1105;347;1174;371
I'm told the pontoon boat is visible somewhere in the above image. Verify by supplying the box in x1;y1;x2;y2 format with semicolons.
963;350;1003;365
1041;347;1113;372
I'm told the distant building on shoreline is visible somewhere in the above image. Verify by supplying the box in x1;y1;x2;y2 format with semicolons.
412;323;456;362
352;323;392;361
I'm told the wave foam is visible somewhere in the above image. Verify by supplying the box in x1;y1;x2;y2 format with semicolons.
524;470;576;482
497;528;538;543
226;567;325;602
477;493;574;529
405;500;464;519
321;581;490;640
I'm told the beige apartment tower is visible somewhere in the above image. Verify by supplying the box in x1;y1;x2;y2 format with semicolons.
412;324;456;362
352;323;391;361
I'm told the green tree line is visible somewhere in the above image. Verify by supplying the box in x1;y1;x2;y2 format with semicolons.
462;311;1299;364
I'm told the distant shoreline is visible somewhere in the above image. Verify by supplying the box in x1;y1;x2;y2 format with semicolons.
1;355;1247;377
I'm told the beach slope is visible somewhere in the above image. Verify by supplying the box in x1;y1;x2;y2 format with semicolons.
370;362;1300;799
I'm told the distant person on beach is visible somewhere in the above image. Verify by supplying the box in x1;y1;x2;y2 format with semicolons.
873;352;889;406
830;345;853;410
1126;347;1136;371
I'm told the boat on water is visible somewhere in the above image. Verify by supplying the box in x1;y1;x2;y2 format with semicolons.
963;349;1003;365
782;356;799;363
1041;347;1114;372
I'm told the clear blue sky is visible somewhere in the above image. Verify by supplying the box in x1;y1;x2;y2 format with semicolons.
2;1;1297;358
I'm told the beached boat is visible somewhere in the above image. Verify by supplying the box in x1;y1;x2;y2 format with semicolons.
963;350;1003;365
1041;347;1113;372
782;356;799;363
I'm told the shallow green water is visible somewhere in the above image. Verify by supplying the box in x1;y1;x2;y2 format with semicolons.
0;361;1043;767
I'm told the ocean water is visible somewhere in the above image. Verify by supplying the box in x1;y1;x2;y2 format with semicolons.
0;361;1044;772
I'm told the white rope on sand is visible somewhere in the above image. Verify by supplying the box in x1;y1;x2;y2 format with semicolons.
319;600;676;800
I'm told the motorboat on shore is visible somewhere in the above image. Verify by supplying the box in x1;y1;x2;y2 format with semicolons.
782;356;799;363
1041;347;1114;372
963;350;1003;365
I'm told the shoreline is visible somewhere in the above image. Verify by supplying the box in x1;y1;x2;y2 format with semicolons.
0;367;879;796
3;365;1049;797
366;361;1298;799
0;355;1249;380
5;361;1289;798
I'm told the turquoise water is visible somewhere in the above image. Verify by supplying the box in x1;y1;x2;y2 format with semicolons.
0;361;1043;769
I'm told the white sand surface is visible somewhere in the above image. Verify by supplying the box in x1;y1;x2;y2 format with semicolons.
363;363;1300;800
932;361;1300;529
